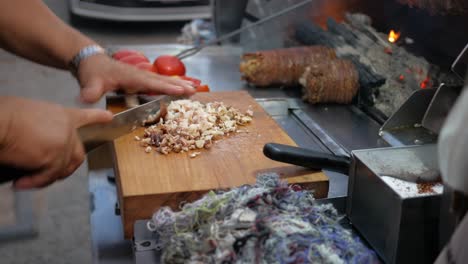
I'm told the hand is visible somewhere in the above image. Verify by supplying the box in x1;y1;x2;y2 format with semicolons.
77;54;196;104
0;97;113;189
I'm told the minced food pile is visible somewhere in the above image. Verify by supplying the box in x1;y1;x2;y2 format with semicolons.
136;100;253;156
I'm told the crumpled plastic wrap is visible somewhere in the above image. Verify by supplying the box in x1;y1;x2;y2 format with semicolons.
147;173;379;264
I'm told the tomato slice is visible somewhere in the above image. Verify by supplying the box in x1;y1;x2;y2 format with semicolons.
111;50;145;60
135;62;157;73
153;55;186;76
120;55;150;65
196;85;210;92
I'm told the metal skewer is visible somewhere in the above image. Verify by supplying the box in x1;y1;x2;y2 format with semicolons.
451;42;468;81
174;0;313;60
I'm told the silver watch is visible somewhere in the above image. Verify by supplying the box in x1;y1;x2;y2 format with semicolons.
69;45;106;76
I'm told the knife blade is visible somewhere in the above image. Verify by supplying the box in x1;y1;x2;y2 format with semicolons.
79;95;183;153
0;95;183;184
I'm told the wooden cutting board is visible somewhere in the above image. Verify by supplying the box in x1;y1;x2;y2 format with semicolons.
112;91;328;238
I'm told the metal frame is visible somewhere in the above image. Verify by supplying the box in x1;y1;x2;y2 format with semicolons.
0;191;38;242
69;0;211;22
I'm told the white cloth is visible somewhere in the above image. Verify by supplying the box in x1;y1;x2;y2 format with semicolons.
438;83;468;195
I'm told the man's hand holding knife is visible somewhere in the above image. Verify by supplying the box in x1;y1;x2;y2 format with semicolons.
0;0;196;188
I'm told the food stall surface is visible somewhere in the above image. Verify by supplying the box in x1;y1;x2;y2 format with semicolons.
88;44;384;263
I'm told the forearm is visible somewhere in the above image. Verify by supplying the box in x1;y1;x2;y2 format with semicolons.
0;0;96;70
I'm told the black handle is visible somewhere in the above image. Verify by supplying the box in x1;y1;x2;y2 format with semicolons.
263;143;351;174
0;165;34;184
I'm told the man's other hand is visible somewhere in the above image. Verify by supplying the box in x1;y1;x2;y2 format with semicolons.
0;97;113;189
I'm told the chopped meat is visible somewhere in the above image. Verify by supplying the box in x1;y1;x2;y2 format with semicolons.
140;100;253;155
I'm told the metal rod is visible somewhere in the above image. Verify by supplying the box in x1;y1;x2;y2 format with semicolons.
451;42;468;81
175;0;313;59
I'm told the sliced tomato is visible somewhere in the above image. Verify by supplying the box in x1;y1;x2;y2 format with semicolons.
153;55;186;76
111;49;145;60
196;85;210;92
135;62;157;73
120;55;150;65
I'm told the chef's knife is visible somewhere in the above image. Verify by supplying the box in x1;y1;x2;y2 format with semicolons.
79;94;181;152
0;95;181;184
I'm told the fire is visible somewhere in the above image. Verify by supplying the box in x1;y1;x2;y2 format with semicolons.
388;30;401;43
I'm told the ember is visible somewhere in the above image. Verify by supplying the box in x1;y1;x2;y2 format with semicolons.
420;77;431;89
388;30;401;43
294;13;462;117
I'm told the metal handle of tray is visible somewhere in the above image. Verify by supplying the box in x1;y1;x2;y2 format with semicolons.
263;143;351;174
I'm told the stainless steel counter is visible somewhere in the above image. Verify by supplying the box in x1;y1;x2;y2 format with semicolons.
88;44;384;263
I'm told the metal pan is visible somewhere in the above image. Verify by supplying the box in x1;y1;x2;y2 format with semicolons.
421;83;462;134
264;143;442;263
263;143;439;183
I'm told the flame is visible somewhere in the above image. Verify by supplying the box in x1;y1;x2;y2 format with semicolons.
388;30;401;43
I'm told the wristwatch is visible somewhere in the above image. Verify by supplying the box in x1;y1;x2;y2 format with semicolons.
69;45;107;76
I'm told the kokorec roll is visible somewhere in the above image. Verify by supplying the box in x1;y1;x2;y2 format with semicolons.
239;46;336;87
299;60;359;104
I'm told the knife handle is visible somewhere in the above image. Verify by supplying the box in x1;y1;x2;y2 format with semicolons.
263;143;351;174
0;165;34;184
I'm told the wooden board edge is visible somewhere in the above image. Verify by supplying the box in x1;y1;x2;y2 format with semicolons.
111;141;129;237
122;190;207;239
119;176;329;238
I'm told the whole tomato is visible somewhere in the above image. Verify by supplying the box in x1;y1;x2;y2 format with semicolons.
153;55;186;76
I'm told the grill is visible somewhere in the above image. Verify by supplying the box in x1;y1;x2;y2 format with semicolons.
233;0;468;123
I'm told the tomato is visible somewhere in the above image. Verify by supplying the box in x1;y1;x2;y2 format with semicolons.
153;55;186;76
135;62;157;73
196;85;210;92
111;49;145;60
120;55;150;65
179;76;201;86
